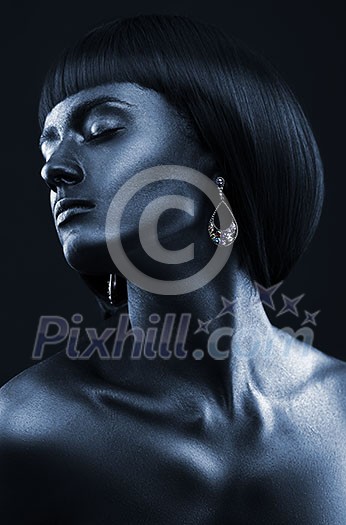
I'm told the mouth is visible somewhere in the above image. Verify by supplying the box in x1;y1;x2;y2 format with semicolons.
54;198;96;227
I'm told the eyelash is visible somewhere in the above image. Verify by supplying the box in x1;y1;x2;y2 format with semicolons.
39;127;124;160
86;127;124;142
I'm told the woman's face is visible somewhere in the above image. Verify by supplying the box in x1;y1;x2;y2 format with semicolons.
40;83;216;275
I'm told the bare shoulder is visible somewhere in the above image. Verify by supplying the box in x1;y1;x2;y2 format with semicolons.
0;350;88;443
296;344;346;446
0;352;91;522
271;328;346;465
256;330;346;523
273;328;346;427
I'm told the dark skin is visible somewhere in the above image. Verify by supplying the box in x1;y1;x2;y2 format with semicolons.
0;83;345;524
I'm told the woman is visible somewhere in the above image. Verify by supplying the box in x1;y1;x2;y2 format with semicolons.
1;14;345;524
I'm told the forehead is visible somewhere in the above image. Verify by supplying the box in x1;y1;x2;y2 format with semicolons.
42;82;167;131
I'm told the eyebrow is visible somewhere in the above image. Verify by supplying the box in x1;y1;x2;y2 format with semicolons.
39;96;134;149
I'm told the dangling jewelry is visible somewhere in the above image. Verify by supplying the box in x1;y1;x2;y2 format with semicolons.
108;273;115;305
107;272;128;308
208;176;238;246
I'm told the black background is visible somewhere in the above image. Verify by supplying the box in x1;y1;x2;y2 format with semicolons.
1;0;345;386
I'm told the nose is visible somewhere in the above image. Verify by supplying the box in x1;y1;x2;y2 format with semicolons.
41;156;84;192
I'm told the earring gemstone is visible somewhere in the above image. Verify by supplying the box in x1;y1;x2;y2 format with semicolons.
215;176;225;188
208;214;237;246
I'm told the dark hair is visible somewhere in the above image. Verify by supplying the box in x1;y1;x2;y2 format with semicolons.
39;14;324;287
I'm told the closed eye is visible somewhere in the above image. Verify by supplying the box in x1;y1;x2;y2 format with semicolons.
86;127;124;142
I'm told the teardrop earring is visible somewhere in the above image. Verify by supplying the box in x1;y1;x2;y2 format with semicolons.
208;176;238;246
107;273;115;305
107;273;128;307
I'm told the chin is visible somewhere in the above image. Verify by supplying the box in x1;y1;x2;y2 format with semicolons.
61;230;113;275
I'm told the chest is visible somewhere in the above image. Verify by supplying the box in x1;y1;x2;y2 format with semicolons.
45;389;314;524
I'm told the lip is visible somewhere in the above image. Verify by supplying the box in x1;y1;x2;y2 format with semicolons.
54;198;96;226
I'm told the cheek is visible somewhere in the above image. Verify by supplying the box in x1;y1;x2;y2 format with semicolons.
80;125;202;232
84;111;197;188
87;134;158;179
97;126;191;178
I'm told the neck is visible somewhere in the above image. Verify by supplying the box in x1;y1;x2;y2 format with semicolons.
126;251;265;331
88;252;273;405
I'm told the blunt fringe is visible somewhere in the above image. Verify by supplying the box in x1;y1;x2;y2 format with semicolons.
39;14;324;287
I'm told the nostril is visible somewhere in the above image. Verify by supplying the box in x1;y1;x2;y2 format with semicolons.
52;168;80;185
41;160;84;189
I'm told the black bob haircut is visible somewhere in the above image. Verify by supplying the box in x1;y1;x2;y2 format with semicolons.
39;14;324;288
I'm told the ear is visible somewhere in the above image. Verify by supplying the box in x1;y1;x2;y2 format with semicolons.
196;149;221;179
